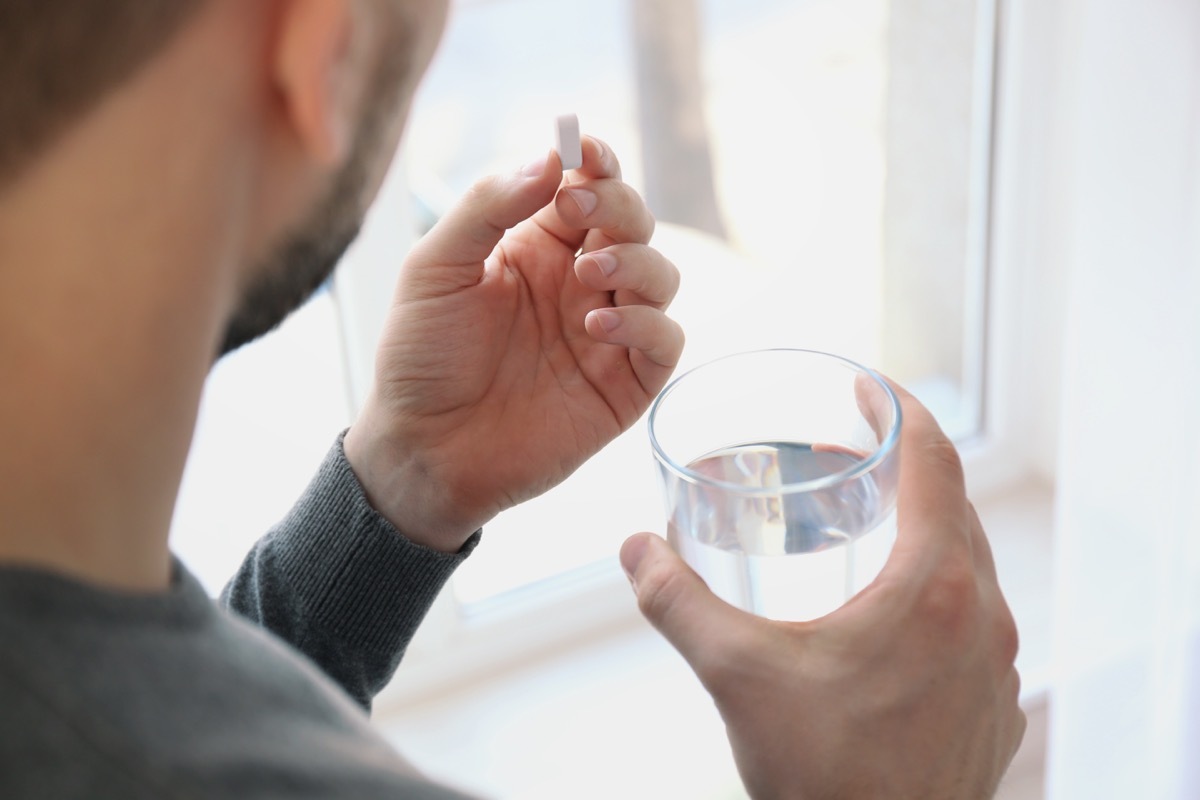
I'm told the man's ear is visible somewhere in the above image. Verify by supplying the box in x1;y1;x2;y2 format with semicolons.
273;0;363;166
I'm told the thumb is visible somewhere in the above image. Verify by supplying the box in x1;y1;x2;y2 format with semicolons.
621;533;749;668
401;149;563;300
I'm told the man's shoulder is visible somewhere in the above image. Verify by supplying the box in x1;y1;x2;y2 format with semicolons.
0;653;177;799
0;590;473;799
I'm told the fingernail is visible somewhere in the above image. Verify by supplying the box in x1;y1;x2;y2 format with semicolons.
521;153;548;178
565;187;598;217
588;252;618;277
591;308;620;332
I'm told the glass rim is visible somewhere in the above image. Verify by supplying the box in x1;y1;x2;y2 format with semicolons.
647;348;903;496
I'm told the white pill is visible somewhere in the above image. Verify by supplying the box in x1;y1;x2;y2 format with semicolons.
555;113;582;170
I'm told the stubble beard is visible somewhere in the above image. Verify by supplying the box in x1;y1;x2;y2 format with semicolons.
218;36;414;358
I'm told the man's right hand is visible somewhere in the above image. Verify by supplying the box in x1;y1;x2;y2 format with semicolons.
620;380;1025;799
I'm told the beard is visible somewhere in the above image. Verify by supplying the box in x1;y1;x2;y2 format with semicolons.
218;36;416;357
217;126;376;357
217;195;363;357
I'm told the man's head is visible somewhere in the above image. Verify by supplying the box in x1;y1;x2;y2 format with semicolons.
0;1;205;185
0;0;450;589
221;0;449;354
0;0;448;354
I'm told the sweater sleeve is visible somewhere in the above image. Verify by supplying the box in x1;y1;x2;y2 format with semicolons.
220;432;480;711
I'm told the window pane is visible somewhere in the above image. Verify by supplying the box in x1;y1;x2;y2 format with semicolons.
401;0;993;605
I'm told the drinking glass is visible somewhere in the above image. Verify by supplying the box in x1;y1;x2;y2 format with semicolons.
648;349;902;621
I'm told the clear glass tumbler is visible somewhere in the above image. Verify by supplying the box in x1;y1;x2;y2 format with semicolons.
648;349;902;621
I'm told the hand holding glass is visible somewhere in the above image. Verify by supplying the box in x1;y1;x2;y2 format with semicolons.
649;349;902;621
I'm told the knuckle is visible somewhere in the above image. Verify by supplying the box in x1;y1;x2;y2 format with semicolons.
643;208;657;240
466;173;504;203
1010;669;1024;706
670;320;686;357
921;435;966;485
995;602;1021;665
663;259;681;299
914;556;980;642
1007;702;1029;766
462;177;509;241
624;186;655;241
644;256;679;303
635;559;690;622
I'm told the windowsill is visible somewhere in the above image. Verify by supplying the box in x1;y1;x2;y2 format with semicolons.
373;479;1056;800
979;479;1056;701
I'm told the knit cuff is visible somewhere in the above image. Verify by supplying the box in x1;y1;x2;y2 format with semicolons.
269;432;479;655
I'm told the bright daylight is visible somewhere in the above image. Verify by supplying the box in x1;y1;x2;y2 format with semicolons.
3;0;1197;798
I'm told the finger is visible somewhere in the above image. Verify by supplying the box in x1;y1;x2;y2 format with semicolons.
882;378;972;563
402;150;564;299
576;135;622;181
532;137;652;250
585;306;684;394
553;177;656;249
620;533;754;674
853;371;896;444
574;244;681;310
890;377;968;526
1002;668;1028;768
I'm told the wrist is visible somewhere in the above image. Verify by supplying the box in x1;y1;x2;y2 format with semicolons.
342;408;482;554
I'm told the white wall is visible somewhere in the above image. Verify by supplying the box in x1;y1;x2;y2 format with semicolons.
1046;0;1200;796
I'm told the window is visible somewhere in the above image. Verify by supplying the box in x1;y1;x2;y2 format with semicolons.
174;0;1006;692
391;0;998;610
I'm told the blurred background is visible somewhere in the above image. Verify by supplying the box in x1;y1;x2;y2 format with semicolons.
170;0;1200;797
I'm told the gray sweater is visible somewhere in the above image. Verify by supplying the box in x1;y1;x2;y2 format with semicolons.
0;436;480;798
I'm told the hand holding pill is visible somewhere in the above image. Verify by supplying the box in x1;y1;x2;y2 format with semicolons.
344;119;684;554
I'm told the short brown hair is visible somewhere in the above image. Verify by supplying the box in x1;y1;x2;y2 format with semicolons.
0;0;204;186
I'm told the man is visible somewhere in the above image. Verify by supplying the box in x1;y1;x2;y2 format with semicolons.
0;1;1024;797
